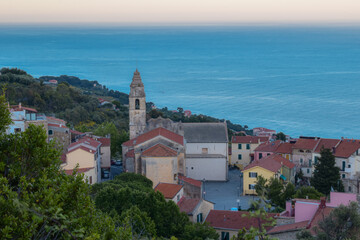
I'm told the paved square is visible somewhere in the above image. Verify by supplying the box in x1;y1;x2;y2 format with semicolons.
203;168;259;210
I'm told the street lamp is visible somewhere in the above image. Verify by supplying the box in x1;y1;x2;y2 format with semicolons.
237;199;240;211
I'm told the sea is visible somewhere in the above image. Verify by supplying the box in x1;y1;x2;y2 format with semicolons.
1;25;360;139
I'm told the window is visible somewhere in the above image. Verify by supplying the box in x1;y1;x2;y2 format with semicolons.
249;184;256;189
135;99;140;109
349;186;352;192
197;213;203;223
249;172;257;178
314;156;319;164
267;153;271;156
299;150;304;153
348;164;351;168
307;169;310;174
48;130;53;135
309;160;312;167
238;144;242;149
89;176;92;184
174;174;177;180
238;154;242;160
177;194;180;201
14;128;21;133
221;232;229;240
357;149;359;155
342;161;346;171
300;158;303;164
342;174;345;179
246;144;250;149
202;148;208;154
259;153;263;159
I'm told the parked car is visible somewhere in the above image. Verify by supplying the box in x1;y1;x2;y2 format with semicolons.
115;160;122;166
111;159;116;165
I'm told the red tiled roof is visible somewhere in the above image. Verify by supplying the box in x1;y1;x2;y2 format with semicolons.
205;210;276;231
46;116;66;123
293;138;320;150
232;136;268;144
268;220;308;234
142;144;178;157
48;123;69;129
244;154;294;172
68;137;101;150
97;137;111;146
334;139;360;158
178;175;202;187
67;145;96;154
70;129;84;135
177;197;200;214
125;149;135;158
314;138;340;153
308;206;334;235
154;183;183;199
123;127;184;147
10;105;38;113
254;140;282;152
253;127;276;132
275;142;294;154
64;167;94;175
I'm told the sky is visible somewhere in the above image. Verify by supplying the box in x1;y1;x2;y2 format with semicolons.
1;0;360;24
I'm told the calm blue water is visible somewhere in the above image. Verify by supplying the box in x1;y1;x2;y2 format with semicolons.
1;25;360;139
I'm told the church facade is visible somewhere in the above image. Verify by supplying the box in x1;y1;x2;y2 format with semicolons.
122;70;228;186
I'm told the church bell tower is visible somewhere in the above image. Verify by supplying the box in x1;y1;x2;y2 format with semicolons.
129;69;146;139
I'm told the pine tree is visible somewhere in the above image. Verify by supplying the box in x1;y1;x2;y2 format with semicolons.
310;148;343;195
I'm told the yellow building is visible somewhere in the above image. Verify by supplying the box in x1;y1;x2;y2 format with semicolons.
242;154;295;195
230;136;268;169
62;137;102;184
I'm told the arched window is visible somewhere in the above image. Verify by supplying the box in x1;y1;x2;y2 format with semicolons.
135;99;140;109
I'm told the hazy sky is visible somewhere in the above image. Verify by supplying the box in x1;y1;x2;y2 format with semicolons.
1;0;360;24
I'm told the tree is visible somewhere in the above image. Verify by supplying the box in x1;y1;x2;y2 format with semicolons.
275;132;286;141
296;230;315;240
182;223;219;240
267;178;284;207
255;175;268;197
311;148;344;195
0;98;122;238
315;202;360;240
293;186;323;200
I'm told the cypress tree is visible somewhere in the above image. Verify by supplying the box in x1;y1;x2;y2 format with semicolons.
310;148;344;195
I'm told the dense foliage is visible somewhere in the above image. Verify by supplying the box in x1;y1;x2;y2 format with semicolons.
92;173;219;240
311;148;344;195
0;93;122;239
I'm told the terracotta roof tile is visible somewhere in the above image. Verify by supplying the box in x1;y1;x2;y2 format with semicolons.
68;137;101;150
177;197;200;214
275;142;294;154
314;138;340;153
70;129;84;135
268;220;308;234
178;175;202;187
205;210;276;231
142;144;178;157
334;139;360;158
308;206;334;235
125;149;135;158
244;154;294;172
97;137;111;146
10;105;37;113
254;140;282;152
154;183;183;199
123;127;183;147
46;116;66;123
293;138;320;150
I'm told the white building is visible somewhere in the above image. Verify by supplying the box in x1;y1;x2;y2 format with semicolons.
183;122;228;181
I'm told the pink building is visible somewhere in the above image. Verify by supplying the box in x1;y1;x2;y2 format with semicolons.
254;140;282;161
268;192;358;238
